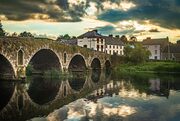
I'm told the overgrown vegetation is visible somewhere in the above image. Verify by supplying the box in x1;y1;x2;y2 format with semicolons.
124;44;151;64
115;62;180;73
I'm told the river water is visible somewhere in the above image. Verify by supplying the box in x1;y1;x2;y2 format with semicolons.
0;71;180;121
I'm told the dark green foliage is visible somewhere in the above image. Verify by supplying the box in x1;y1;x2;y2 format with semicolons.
124;44;151;64
26;63;34;76
57;34;71;41
0;21;6;37
115;62;180;73
19;31;34;37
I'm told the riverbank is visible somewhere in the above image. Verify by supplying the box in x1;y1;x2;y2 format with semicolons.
115;62;180;74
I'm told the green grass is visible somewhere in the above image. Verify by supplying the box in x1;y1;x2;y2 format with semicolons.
115;62;180;73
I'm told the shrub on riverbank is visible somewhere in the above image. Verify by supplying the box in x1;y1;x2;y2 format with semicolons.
115;62;180;73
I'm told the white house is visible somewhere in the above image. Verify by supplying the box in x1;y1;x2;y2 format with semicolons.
77;30;125;55
142;37;169;60
77;30;105;52
104;36;124;55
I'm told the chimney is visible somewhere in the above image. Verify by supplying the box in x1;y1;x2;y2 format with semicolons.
109;34;113;37
93;29;98;33
115;35;119;38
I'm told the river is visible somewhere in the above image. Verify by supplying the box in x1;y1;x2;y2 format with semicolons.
0;70;180;121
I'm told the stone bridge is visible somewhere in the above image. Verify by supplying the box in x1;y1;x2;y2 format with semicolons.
0;37;111;79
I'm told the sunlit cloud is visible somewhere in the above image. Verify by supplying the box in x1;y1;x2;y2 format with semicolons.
102;1;136;11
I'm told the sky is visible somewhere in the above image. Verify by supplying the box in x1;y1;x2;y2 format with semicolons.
0;0;180;42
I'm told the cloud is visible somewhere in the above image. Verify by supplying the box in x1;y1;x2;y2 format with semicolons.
97;0;180;29
96;25;135;35
149;28;160;33
0;0;87;22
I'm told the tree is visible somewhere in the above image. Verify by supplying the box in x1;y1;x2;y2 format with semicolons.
0;21;6;37
177;40;180;44
19;31;34;37
56;34;72;41
120;35;128;44
124;44;151;64
129;36;137;44
124;44;133;58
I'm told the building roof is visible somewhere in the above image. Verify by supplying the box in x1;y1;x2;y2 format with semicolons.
163;44;180;53
142;37;169;45
60;38;77;45
77;30;103;39
104;36;124;45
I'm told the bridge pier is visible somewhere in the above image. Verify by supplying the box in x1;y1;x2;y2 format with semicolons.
16;66;26;79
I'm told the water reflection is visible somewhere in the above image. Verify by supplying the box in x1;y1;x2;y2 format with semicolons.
0;81;15;111
1;72;180;121
91;69;101;83
68;72;86;91
27;76;61;105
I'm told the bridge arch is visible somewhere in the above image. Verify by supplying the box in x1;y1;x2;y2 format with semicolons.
90;58;101;70
0;54;15;78
26;49;62;73
68;53;87;72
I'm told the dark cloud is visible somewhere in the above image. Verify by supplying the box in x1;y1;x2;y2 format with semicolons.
149;29;160;32
96;25;135;35
0;0;180;30
0;0;87;22
97;0;180;29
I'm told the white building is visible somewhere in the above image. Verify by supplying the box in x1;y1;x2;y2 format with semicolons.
142;37;169;60
105;36;124;55
77;30;124;55
77;30;105;52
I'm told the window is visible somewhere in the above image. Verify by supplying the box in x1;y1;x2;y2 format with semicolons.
120;51;122;55
83;45;87;48
155;50;157;54
155;45;157;48
120;46;122;49
101;39;103;43
109;50;111;54
101;45;103;51
18;49;24;65
154;56;157;60
97;45;99;51
64;53;67;63
117;46;118;49
109;45;111;48
113;45;115;49
97;38;99;43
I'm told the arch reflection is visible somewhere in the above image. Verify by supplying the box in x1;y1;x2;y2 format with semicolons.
68;72;86;91
27;76;61;105
0;81;15;111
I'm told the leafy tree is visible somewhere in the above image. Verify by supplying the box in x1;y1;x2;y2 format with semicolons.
0;21;6;37
177;40;180;44
120;35;128;44
124;44;133;58
124;44;151;64
19;31;34;37
57;34;71;40
129;36;137;44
